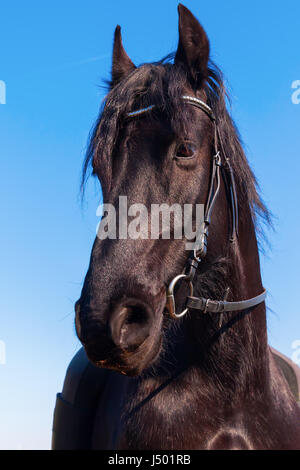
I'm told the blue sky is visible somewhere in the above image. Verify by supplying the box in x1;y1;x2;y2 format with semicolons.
0;0;299;449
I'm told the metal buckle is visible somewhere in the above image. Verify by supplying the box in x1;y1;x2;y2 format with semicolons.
214;151;221;166
203;298;210;314
166;274;193;319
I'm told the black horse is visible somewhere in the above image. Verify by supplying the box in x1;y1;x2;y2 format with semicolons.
54;5;300;449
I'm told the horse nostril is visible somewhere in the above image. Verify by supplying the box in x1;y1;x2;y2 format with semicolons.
125;306;148;325
109;302;152;350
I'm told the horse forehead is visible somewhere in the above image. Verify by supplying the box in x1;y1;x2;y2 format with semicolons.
124;100;207;138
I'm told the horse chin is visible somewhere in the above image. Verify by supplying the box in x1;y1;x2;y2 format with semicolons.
85;329;163;377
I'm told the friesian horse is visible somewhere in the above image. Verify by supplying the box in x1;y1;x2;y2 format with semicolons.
71;4;300;449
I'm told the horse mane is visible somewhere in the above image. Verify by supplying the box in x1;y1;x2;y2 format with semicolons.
82;54;271;242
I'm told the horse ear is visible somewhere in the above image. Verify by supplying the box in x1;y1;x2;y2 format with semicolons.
174;4;210;88
111;25;136;88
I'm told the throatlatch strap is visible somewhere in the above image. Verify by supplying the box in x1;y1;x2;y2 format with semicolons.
186;289;267;314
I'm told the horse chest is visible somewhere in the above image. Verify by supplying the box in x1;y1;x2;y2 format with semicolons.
116;402;253;450
91;373;251;450
91;371;300;450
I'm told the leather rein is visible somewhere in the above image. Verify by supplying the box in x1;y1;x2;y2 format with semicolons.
127;95;267;319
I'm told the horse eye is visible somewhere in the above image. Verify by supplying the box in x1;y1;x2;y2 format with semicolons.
175;142;196;159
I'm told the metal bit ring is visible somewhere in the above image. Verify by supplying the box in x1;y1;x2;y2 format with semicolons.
166;274;194;319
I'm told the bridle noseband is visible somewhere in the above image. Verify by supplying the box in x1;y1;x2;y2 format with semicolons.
127;95;267;320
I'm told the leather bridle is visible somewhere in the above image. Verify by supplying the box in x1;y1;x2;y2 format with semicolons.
127;95;267;320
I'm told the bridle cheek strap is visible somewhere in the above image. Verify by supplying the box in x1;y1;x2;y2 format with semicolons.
182;95;238;251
